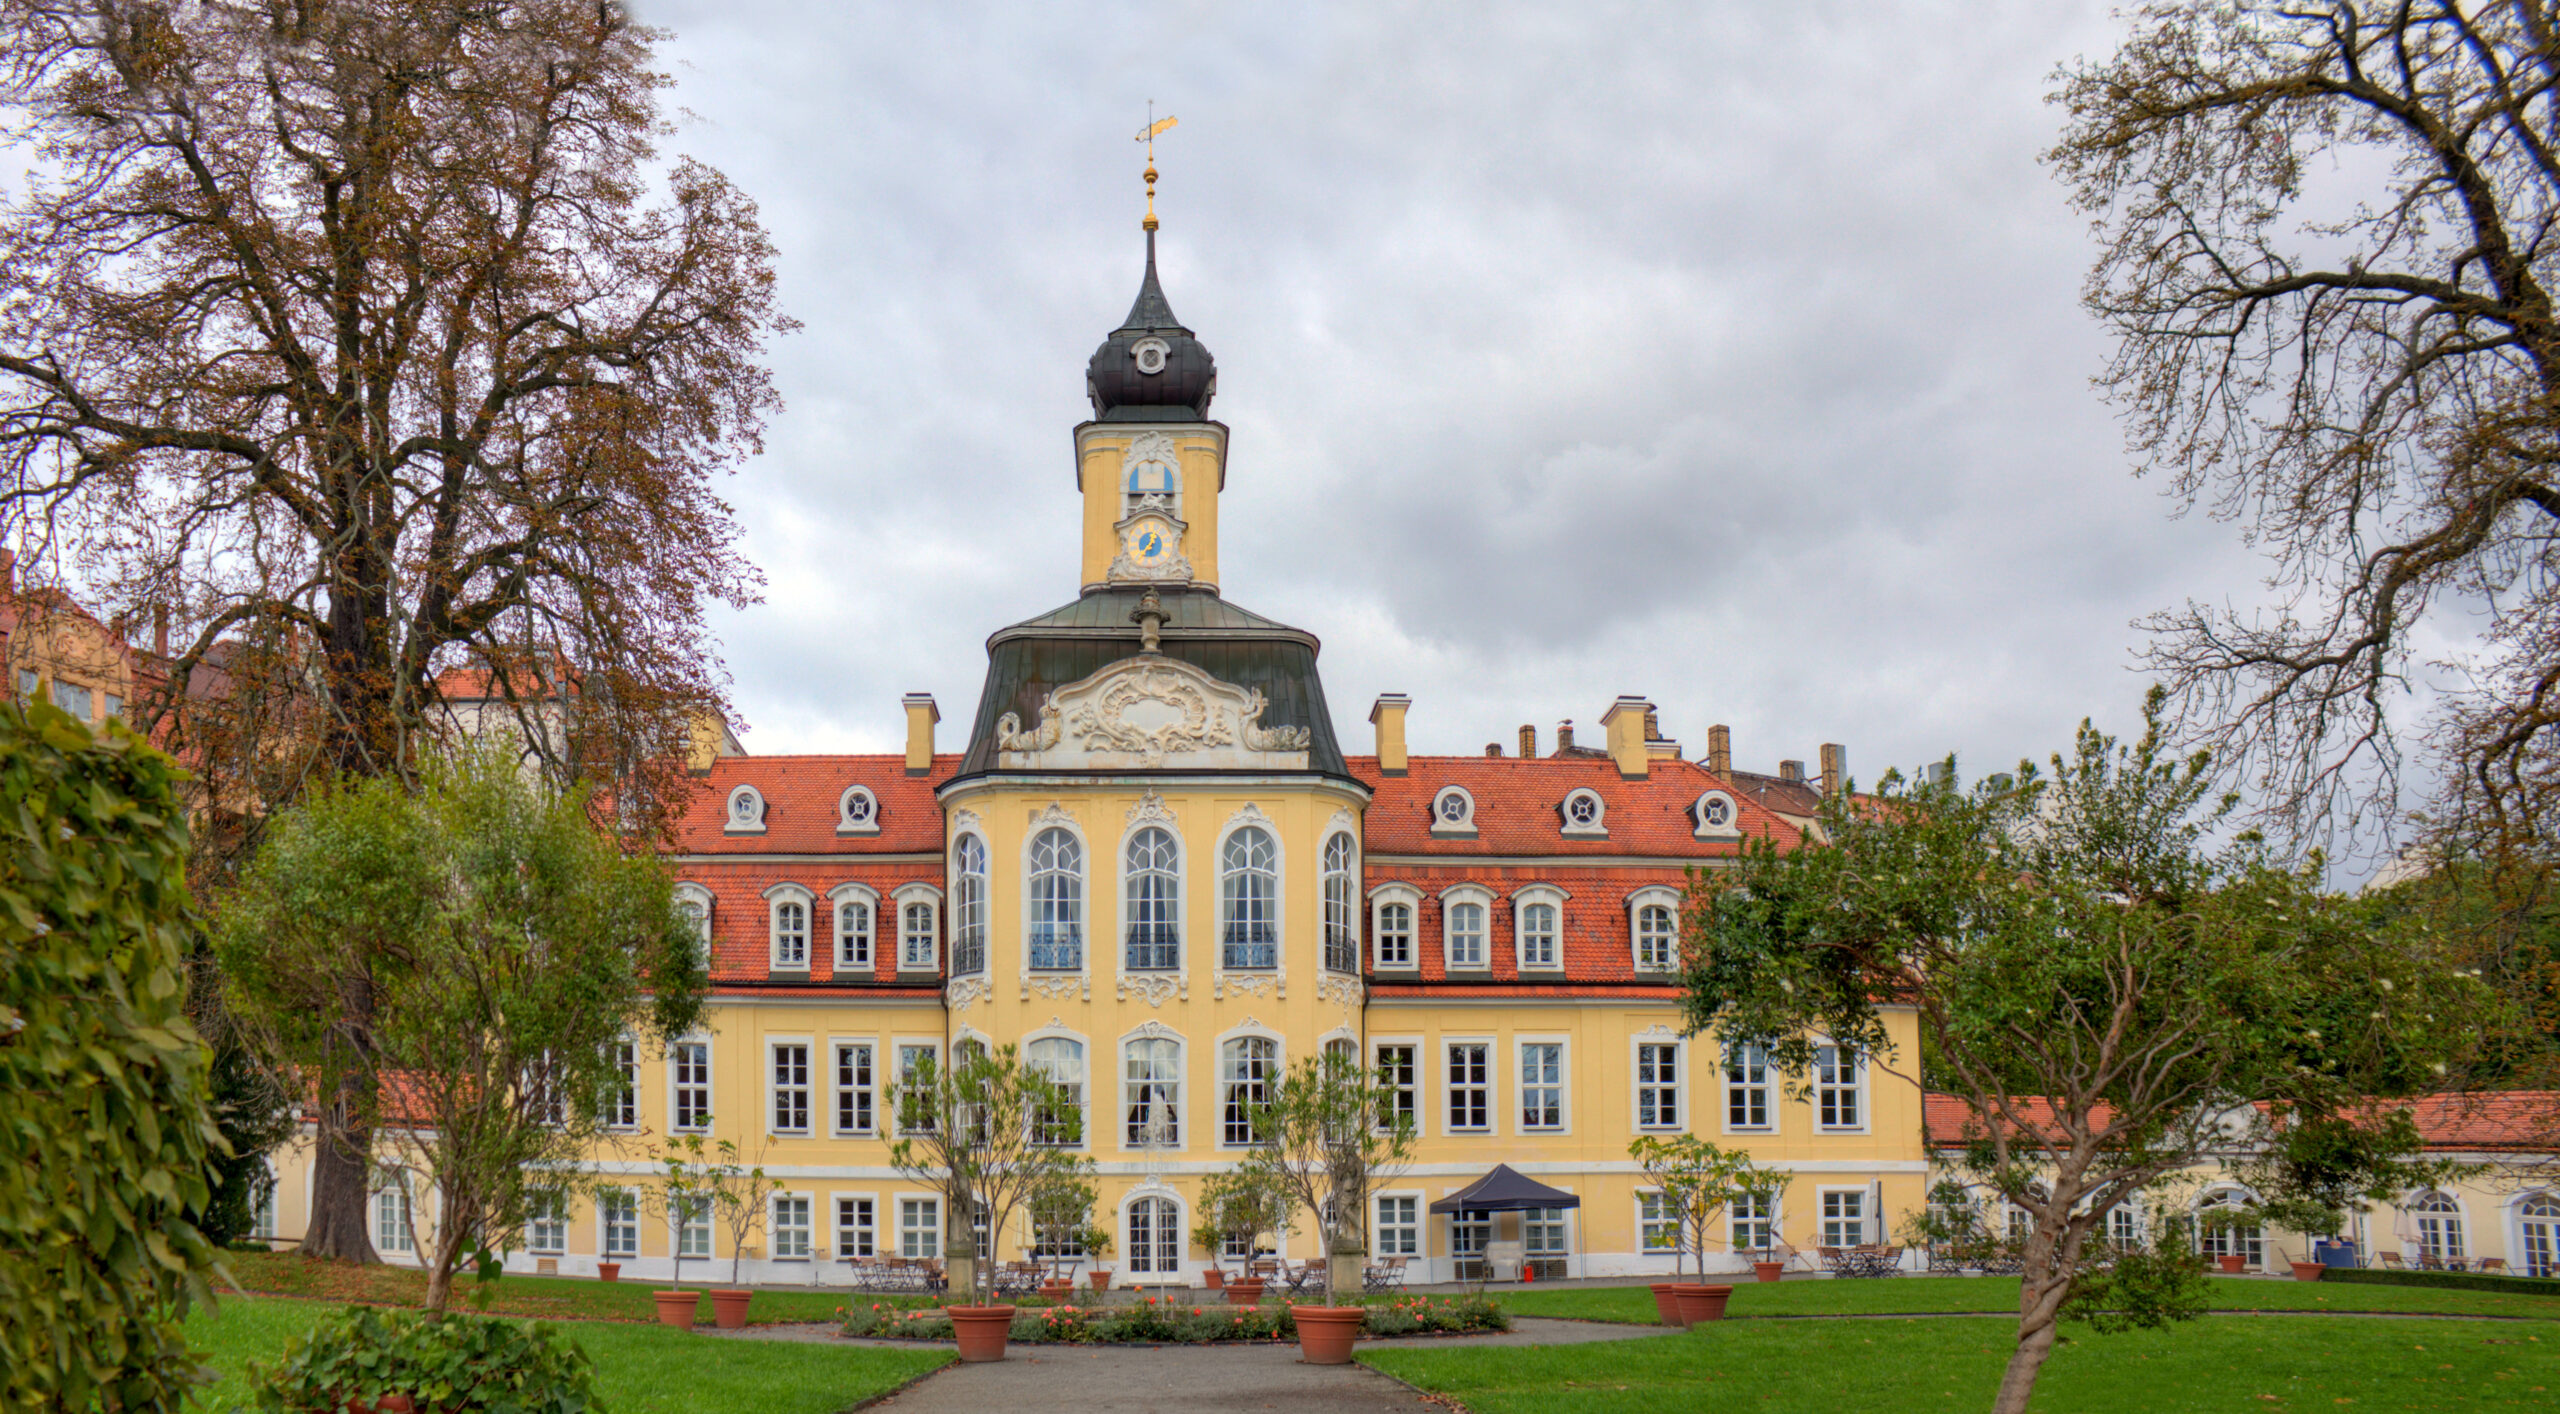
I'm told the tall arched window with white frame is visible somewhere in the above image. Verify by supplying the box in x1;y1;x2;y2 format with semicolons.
1221;827;1278;969
1517;894;1560;970
1221;1035;1278;1144
1633;900;1677;972
1028;827;1084;971
2520;1194;2560;1278
2410;1191;2465;1262
1027;1036;1086;1147
1125;827;1180;970
1321;834;1357;973
836;896;872;970
770;894;809;970
953;835;988;974
1123;1037;1182;1147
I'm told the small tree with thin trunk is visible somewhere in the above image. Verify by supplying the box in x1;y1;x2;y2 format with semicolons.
886;1044;1091;1305
1628;1135;1776;1282
651;1133;736;1291
1192;1167;1292;1271
1682;691;2488;1414
695;1139;778;1288
1237;1048;1418;1307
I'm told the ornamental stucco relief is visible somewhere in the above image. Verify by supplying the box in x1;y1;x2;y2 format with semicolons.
996;656;1311;770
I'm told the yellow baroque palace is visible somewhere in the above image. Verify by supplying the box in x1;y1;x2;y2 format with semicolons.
263;221;1926;1285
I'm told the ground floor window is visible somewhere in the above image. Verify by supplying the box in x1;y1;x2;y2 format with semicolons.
2521;1196;2559;1279
1376;1196;1418;1257
1731;1191;1775;1253
250;1172;276;1240
1129;1196;1180;1274
900;1198;940;1260
838;1197;875;1259
676;1196;712;1260
1639;1191;1679;1255
1451;1215;1492;1282
2196;1191;2261;1269
2410;1192;2465;1262
1525;1206;1568;1280
600;1190;639;1259
375;1184;415;1255
772;1195;812;1260
527;1192;567;1254
2107;1204;2141;1250
1820;1191;1867;1247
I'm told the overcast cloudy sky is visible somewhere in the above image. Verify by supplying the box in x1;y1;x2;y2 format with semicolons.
636;0;2266;789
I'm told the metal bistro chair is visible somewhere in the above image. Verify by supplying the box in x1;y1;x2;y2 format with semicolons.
2379;1251;2408;1270
1363;1255;1410;1292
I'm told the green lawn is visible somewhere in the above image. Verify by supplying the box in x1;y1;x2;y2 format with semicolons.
1364;1315;2560;1413
1493;1275;2560;1324
215;1249;854;1324
184;1295;951;1414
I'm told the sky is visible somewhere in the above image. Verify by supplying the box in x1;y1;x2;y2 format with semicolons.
636;0;2272;794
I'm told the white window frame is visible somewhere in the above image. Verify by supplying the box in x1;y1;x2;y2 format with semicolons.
770;1192;814;1261
1638;1189;1680;1258
950;832;989;975
1632;1036;1682;1132
526;1190;567;1254
765;884;814;972
769;1038;813;1136
898;1195;942;1260
1628;886;1681;973
1218;1028;1282;1147
1215;810;1284;972
1816;1187;1869;1247
832;1037;877;1137
1025;1029;1090;1150
1023;819;1088;976
2514;1192;2560;1278
830;883;878;974
1731;1189;1779;1253
1812;1042;1868;1133
1321;831;1360;974
1512;885;1567;972
1120;821;1183;974
1120;1028;1185;1152
1444;1037;1494;1133
1372;1037;1421;1137
836;1194;878;1260
669;1036;712;1133
1429;785;1477;838
1374;1191;1422;1258
1440;884;1493;973
723;784;766;836
604;1038;639;1130
1559;787;1607;838
1122;1190;1185;1276
893;883;943;973
673;883;714;968
1722;1039;1774;1132
374;1177;416;1255
600;1187;641;1259
893;1040;942;1137
2407;1190;2467;1262
837;784;881;836
1516;1036;1569;1133
1369;883;1421;972
1692;789;1741;839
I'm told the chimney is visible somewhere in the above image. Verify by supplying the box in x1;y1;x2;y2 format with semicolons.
1518;723;1537;759
1555;720;1575;755
152;607;168;657
1819;743;1848;797
902;693;939;776
1369;694;1410;776
1484;742;1502;757
1779;759;1806;785
1601;696;1653;779
1707;724;1732;778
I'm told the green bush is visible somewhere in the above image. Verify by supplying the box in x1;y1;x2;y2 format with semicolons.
834;1291;1507;1344
2322;1266;2560;1297
247;1305;603;1413
0;700;222;1412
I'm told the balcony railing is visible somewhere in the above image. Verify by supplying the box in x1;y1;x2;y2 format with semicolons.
1124;922;1179;971
1221;923;1277;970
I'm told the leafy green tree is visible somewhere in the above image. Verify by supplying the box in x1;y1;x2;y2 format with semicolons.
1682;691;2488;1414
1192;1166;1293;1268
1237;1048;1419;1306
1627;1135;1781;1281
0;700;224;1411
886;1044;1092;1304
217;751;704;1310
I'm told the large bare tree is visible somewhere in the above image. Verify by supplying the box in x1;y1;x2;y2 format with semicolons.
2052;1;2560;856
0;0;782;1257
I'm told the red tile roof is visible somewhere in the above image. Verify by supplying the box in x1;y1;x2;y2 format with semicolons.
1924;1092;2559;1153
1350;754;1802;857
671;753;958;856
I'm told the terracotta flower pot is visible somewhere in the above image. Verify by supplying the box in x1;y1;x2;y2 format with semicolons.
2217;1254;2247;1274
343;1397;414;1414
1672;1283;1733;1325
710;1288;754;1329
2290;1261;2326;1282
1291;1305;1365;1365
1752;1261;1786;1284
652;1290;699;1330
1039;1280;1073;1300
1088;1269;1112;1290
1648;1281;1684;1325
946;1304;1017;1362
1226;1277;1265;1305
595;1262;621;1283
1203;1268;1227;1290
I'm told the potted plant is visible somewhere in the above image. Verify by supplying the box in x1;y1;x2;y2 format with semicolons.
595;1261;620;1283
647;1138;724;1330
1079;1224;1114;1289
686;1137;780;1329
1239;1048;1418;1365
1629;1135;1774;1325
1739;1168;1794;1284
888;1043;1094;1362
1196;1169;1288;1305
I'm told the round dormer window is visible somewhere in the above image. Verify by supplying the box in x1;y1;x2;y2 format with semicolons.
1567;793;1599;826
1693;789;1739;836
1432;786;1476;830
1132;337;1170;374
839;785;879;830
726;785;764;827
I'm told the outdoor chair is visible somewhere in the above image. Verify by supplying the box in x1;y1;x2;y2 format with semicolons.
1282;1260;1321;1295
2379;1251;2408;1270
2479;1258;2509;1273
1363;1255;1410;1292
993;1261;1042;1296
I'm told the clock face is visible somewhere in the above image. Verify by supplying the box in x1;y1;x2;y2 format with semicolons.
1124;516;1175;564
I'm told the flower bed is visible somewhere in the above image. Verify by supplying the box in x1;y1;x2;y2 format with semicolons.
834;1293;1506;1344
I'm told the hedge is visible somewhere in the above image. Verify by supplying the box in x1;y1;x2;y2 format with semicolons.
837;1292;1508;1344
2322;1267;2560;1297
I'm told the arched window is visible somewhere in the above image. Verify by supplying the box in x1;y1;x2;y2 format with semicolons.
674;885;713;967
1123;1037;1182;1147
771;895;809;970
1028;828;1084;971
1124;827;1180;971
1128;1195;1180;1275
1445;896;1488;970
1027;1037;1086;1147
1322;834;1357;973
900;899;938;971
2196;1189;2262;1270
2410;1191;2465;1262
1516;891;1562;971
952;835;988;975
836;896;872;970
2520;1194;2560;1278
1222;1036;1278;1145
1221;827;1278;969
1633;901;1677;972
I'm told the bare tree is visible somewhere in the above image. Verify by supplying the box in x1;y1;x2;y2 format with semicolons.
0;0;782;1257
2051;1;2560;855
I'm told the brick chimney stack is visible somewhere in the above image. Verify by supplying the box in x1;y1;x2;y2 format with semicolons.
1779;759;1806;784
1484;742;1502;757
1820;742;1848;796
1518;724;1536;758
1707;724;1731;777
1555;721;1574;754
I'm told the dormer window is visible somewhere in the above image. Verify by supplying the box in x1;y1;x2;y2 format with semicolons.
724;784;767;836
1429;786;1477;839
766;885;814;971
1693;790;1740;839
1440;884;1494;971
1370;883;1421;971
673;883;714;967
1513;885;1567;972
1560;788;1607;838
837;785;881;836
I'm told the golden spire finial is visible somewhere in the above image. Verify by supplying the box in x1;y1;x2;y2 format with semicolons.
1137;103;1177;232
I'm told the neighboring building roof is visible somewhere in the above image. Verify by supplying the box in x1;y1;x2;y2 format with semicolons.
1923;1091;2559;1154
955;586;1349;780
1352;753;1799;857
670;754;959;856
1729;768;1823;824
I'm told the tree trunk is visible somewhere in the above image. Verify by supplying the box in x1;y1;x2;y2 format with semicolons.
301;1089;378;1263
1994;1247;2072;1414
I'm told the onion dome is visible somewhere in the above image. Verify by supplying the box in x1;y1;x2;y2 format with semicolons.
1087;229;1216;421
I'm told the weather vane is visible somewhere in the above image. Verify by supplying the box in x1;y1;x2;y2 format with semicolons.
1137;102;1177;231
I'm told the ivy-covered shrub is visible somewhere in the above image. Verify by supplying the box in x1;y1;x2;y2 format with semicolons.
247;1306;603;1413
0;701;222;1413
834;1292;1507;1344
